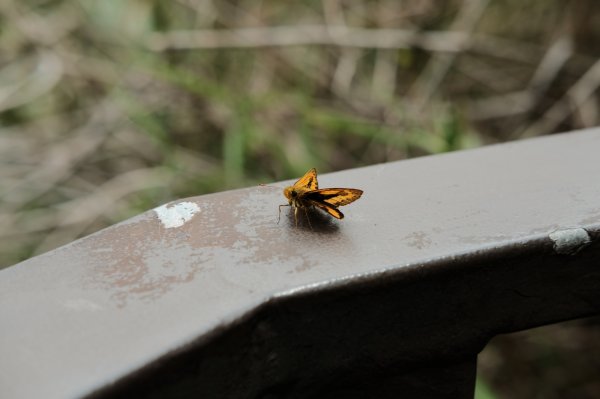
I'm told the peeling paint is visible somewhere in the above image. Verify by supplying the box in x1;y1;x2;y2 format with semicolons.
549;228;591;255
154;201;200;228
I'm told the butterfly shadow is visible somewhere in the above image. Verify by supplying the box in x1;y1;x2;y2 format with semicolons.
284;206;340;234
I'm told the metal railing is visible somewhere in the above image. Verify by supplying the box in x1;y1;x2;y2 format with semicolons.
1;128;599;398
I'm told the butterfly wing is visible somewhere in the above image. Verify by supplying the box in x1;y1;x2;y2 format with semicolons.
311;200;344;219
293;168;318;190
305;188;363;207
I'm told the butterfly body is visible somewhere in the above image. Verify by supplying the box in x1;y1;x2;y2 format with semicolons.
280;168;363;227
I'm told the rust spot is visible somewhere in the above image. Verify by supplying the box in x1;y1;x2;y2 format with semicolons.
403;231;432;249
77;215;206;308
75;189;345;307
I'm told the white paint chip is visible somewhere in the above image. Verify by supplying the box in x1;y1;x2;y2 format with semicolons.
154;201;200;228
549;228;591;255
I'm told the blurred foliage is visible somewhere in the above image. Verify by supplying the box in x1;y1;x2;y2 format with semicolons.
0;0;599;398
478;317;600;399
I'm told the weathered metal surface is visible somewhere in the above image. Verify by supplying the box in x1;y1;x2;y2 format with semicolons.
1;128;600;398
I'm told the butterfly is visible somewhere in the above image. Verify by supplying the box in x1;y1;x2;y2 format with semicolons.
279;168;363;227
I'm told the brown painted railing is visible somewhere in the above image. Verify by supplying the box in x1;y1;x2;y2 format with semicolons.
1;128;600;399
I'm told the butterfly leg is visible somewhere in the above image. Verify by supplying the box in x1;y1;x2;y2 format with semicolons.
294;206;299;227
303;206;313;230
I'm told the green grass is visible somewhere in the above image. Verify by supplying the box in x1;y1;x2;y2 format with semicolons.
475;377;498;399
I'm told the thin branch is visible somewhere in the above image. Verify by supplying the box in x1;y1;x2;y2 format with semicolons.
145;25;540;63
26;167;171;256
0;102;116;207
468;36;574;121
521;58;600;137
409;0;491;110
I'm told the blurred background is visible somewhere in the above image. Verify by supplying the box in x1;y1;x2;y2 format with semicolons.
1;0;599;397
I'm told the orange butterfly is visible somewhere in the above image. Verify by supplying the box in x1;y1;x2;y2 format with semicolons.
279;168;363;227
